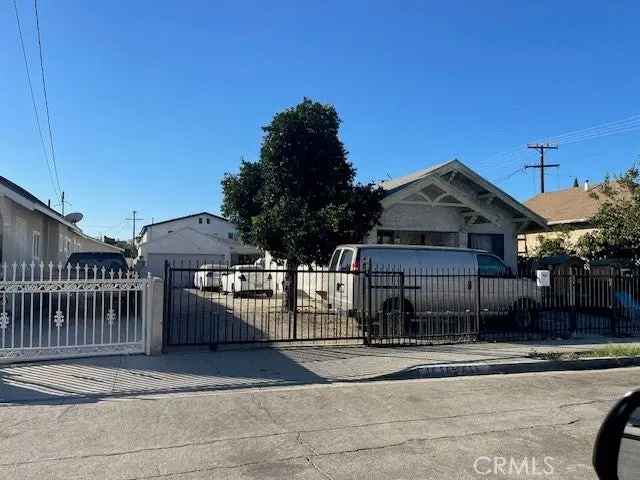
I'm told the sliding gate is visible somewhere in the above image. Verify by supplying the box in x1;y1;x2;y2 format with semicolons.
163;263;365;347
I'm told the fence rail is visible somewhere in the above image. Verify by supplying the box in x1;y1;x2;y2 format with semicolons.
163;261;640;348
0;261;149;362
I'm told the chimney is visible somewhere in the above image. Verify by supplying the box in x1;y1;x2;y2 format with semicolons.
584;179;589;191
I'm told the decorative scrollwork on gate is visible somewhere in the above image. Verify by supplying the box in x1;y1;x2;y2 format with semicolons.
53;310;65;328
106;309;117;326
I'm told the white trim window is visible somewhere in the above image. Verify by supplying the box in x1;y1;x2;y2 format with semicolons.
32;231;41;260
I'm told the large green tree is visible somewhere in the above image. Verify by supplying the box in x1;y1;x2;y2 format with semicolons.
576;166;640;261
222;99;384;305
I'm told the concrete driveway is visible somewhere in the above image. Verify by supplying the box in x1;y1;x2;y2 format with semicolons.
0;367;638;479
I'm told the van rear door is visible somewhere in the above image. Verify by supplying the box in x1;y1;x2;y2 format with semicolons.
335;248;356;312
326;248;342;308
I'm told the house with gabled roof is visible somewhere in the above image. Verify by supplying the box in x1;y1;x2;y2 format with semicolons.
0;176;121;266
134;212;259;278
519;180;612;256
371;159;548;271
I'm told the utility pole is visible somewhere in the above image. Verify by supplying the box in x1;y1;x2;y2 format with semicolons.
56;191;71;216
525;143;559;193
125;210;145;244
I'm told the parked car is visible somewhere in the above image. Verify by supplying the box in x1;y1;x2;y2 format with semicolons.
325;244;542;333
193;264;225;291
220;265;273;297
64;252;129;278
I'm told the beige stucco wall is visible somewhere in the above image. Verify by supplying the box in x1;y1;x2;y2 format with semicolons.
518;227;595;257
0;195;119;266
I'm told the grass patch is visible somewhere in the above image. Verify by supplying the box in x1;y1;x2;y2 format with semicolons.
530;344;640;361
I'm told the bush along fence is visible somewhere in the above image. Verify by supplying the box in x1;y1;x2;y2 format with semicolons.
163;261;640;348
0;261;153;363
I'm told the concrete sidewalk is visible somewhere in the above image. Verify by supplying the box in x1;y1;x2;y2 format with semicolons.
1;337;639;404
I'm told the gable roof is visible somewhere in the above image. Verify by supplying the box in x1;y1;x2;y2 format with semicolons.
0;175;122;251
0;175;68;223
138;211;229;236
380;159;548;229
524;183;627;225
139;226;258;254
379;160;452;194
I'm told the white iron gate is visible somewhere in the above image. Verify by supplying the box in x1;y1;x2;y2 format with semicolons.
0;262;149;363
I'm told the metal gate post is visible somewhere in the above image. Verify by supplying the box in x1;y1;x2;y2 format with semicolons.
475;272;481;339
162;260;170;351
399;271;405;339
366;259;373;345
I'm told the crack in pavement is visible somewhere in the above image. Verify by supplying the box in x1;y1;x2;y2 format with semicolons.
0;398;602;469
108;418;585;480
0;414;583;475
297;432;334;480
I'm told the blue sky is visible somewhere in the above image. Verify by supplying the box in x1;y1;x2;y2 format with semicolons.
2;0;639;239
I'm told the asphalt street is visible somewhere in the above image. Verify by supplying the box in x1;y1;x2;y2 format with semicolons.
1;367;639;479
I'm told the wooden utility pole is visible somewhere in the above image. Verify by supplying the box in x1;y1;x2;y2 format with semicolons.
525;143;559;193
125;210;145;244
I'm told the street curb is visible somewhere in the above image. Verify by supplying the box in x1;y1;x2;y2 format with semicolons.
364;356;640;381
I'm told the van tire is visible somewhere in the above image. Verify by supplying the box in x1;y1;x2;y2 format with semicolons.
375;298;414;337
513;298;538;331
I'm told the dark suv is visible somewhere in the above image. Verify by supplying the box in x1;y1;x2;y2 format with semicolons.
65;252;129;277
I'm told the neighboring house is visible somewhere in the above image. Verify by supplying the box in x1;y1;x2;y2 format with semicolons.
267;159;547;272
135;212;259;277
370;159;547;271
0;176;121;267
519;180;609;256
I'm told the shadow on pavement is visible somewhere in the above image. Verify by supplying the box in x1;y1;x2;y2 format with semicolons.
0;348;328;406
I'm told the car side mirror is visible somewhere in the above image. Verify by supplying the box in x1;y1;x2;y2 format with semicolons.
593;389;640;479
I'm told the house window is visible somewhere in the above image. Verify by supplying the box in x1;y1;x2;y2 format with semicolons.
228;232;234;240
468;233;505;259
206;218;210;224
32;231;41;260
376;230;458;247
198;218;203;224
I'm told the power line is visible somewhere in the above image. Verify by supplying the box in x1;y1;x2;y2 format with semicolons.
476;114;640;173
34;0;62;198
12;0;59;200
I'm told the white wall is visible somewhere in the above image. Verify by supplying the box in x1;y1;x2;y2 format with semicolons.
142;214;237;243
367;203;519;270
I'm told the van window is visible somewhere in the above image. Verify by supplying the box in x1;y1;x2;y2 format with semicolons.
329;249;342;270
339;250;353;271
361;248;473;272
477;254;508;277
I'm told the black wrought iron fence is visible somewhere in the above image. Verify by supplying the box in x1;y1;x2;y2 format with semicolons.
162;260;640;348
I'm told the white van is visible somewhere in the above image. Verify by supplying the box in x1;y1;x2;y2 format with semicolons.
326;244;541;332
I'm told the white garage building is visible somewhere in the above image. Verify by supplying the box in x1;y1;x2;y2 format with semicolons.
135;212;259;279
